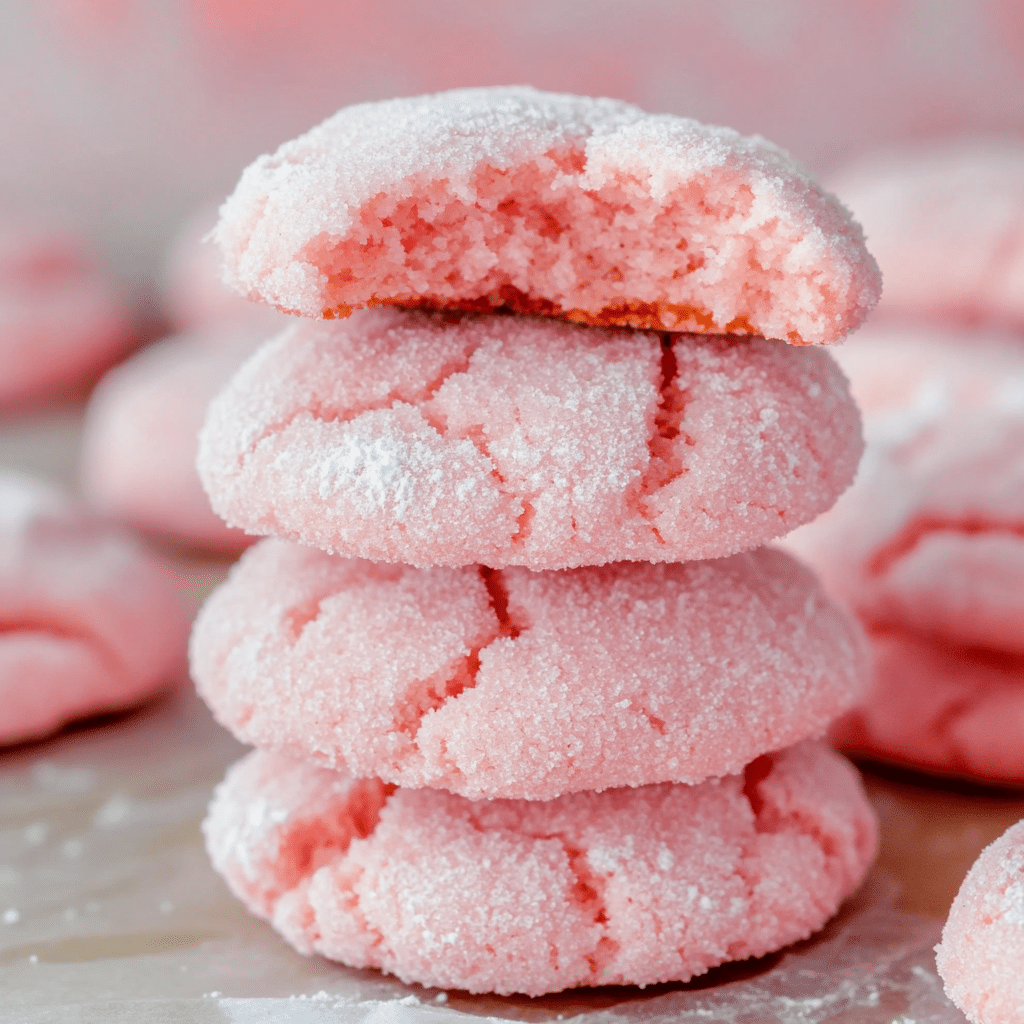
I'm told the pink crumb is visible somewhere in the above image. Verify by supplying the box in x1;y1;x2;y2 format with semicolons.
936;818;1024;1024
203;741;877;996
191;540;867;799
215;87;880;346
198;307;863;569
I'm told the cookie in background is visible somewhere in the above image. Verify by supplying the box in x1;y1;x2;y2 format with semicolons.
0;472;190;747
78;204;292;553
79;327;264;553
828;142;1024;338
784;329;1024;785
0;219;136;410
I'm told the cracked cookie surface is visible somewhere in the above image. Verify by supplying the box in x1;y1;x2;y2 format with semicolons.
214;86;880;346
190;539;867;799
81;331;261;553
784;333;1024;782
197;307;862;569
203;741;877;996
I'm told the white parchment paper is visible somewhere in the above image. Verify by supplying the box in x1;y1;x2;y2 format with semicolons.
0;684;967;1024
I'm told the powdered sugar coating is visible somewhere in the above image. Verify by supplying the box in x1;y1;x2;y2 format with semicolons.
784;333;1024;781
0;473;191;745
204;742;877;996
936;819;1024;1024
0;221;134;407
80;330;260;552
198;308;862;569
191;540;867;799
830;142;1024;333
216;87;879;345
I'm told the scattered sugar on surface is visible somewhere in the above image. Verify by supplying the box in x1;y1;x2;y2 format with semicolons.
31;761;97;795
62;838;84;859
23;821;48;847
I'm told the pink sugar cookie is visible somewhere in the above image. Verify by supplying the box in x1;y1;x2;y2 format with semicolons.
197;307;862;570
784;333;1024;781
162;205;295;336
829;142;1024;333
80;330;261;552
204;741;877;996
215;86;880;345
191;539;867;799
0;220;134;407
936;819;1024;1024
832;630;1024;784
0;473;190;745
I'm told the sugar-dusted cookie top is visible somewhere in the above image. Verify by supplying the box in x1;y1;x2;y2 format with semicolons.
198;308;862;569
205;742;877;996
936;819;1024;1024
191;541;867;799
216;87;880;345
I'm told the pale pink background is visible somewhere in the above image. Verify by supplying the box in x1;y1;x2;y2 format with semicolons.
2;0;1023;294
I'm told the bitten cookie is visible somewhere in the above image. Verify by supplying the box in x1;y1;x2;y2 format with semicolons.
829;142;1024;332
0;221;134;407
215;86;880;344
198;308;862;569
204;742;877;996
191;540;867;799
0;473;190;745
784;333;1024;782
80;329;261;552
936;819;1024;1024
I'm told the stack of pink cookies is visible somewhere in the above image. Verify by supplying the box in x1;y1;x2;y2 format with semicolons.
190;87;882;996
